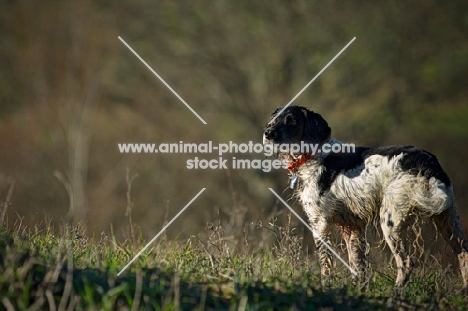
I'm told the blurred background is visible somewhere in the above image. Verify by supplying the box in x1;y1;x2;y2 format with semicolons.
0;0;467;251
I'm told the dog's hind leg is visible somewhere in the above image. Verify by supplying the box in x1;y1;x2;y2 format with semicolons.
380;196;413;288
432;204;468;289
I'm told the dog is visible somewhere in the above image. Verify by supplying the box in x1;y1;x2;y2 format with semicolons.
263;105;468;289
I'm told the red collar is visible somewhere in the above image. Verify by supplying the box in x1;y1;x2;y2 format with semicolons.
287;154;315;173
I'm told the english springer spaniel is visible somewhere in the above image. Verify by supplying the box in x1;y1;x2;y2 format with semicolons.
263;105;468;289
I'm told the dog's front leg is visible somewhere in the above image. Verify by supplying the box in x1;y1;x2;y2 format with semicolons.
312;218;334;285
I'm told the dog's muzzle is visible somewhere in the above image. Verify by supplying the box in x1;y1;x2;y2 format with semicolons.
263;128;276;141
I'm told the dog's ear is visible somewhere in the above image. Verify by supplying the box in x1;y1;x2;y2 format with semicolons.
301;107;331;144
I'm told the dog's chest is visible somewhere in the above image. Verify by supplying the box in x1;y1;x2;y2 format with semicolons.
296;164;326;214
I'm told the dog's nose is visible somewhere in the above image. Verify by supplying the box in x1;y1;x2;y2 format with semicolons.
264;129;276;140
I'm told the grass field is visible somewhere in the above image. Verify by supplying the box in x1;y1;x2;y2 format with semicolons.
1;214;467;310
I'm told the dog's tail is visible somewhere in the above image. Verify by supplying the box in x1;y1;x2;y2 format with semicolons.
413;176;453;216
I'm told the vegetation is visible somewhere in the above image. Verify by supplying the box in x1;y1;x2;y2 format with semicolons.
0;1;468;237
1;212;467;310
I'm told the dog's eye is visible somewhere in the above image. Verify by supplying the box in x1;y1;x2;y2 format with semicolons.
285;115;295;125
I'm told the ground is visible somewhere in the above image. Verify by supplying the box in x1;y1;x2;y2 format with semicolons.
0;220;467;310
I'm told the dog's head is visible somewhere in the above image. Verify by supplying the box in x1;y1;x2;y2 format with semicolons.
263;106;331;157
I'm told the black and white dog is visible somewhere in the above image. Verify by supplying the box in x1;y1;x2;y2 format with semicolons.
263;105;468;289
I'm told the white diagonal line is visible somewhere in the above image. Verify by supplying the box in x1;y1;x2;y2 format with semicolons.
269;37;356;125
118;36;207;125
268;188;357;276
117;188;206;276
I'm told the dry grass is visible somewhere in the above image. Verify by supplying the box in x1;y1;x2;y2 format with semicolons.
1;205;467;310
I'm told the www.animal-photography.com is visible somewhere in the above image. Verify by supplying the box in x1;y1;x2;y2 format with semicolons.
1;1;468;310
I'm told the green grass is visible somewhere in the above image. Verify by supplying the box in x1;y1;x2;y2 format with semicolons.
0;219;467;310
